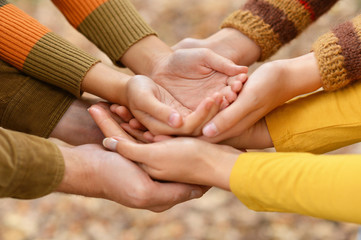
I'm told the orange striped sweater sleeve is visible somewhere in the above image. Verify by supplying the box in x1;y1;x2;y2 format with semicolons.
52;0;156;66
0;0;99;97
221;0;339;61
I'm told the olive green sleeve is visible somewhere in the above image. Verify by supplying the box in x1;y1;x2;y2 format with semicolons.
0;60;75;138
0;128;64;199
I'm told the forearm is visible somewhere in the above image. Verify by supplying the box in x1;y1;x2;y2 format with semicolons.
120;35;172;76
266;79;361;154
52;0;156;67
0;1;99;97
81;63;130;106
231;152;361;224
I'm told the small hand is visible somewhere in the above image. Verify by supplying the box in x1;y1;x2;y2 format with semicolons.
125;75;223;136
150;48;248;110
201;53;322;141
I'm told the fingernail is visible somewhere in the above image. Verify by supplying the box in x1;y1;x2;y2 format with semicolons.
202;123;218;137
190;189;202;199
168;112;181;128
103;138;119;151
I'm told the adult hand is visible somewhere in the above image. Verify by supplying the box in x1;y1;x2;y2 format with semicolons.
56;143;205;212
120;35;248;110
201;53;322;141
88;106;241;190
173;28;261;67
150;48;248;110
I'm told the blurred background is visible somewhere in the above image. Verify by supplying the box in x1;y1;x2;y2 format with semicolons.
1;0;361;239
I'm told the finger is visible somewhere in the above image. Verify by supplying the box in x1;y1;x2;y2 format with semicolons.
219;86;238;104
146;182;204;212
129;119;147;131
181;97;216;135
110;104;133;122
134;90;184;128
143;131;155;142
120;123;149;143
88;105;135;141
228;73;248;93
103;137;150;163
197;93;223;129
202;97;249;137
153;135;174;142
204;50;248;76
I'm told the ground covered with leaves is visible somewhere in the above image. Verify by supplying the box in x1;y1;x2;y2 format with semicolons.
2;0;361;239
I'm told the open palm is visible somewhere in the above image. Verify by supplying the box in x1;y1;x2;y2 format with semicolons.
150;48;248;110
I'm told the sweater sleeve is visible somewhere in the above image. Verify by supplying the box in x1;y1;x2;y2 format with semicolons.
0;127;64;199
265;69;361;154
313;15;361;91
51;0;156;66
0;59;75;138
221;0;339;61
230;152;361;224
0;0;99;97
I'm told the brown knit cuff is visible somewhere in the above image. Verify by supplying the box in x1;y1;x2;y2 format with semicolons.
221;0;339;61
222;10;282;61
313;15;361;91
22;32;100;98
53;0;157;67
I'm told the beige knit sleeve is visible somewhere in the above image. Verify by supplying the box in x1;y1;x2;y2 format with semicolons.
221;0;339;61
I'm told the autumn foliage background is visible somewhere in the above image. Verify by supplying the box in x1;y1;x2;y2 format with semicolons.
1;0;361;239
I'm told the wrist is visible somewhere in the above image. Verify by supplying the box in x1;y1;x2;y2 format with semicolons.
81;62;131;105
56;145;102;198
282;53;322;96
199;146;240;191
209;28;261;66
120;35;173;76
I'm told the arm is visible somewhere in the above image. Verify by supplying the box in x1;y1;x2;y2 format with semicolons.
174;0;339;66
0;127;64;199
0;127;203;211
101;134;361;224
52;0;248;110
201;14;361;140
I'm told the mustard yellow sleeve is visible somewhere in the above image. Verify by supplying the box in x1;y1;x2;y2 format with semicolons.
265;80;361;154
0;128;64;199
230;152;361;224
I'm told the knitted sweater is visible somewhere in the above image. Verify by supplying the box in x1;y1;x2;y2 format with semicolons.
0;0;155;97
221;0;361;91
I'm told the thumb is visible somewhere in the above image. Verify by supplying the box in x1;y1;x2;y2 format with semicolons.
103;137;150;164
205;50;248;76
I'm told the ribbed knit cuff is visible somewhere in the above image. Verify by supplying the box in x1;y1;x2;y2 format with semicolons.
313;15;361;91
22;32;99;97
53;0;157;66
0;128;65;199
222;0;338;61
0;2;100;97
